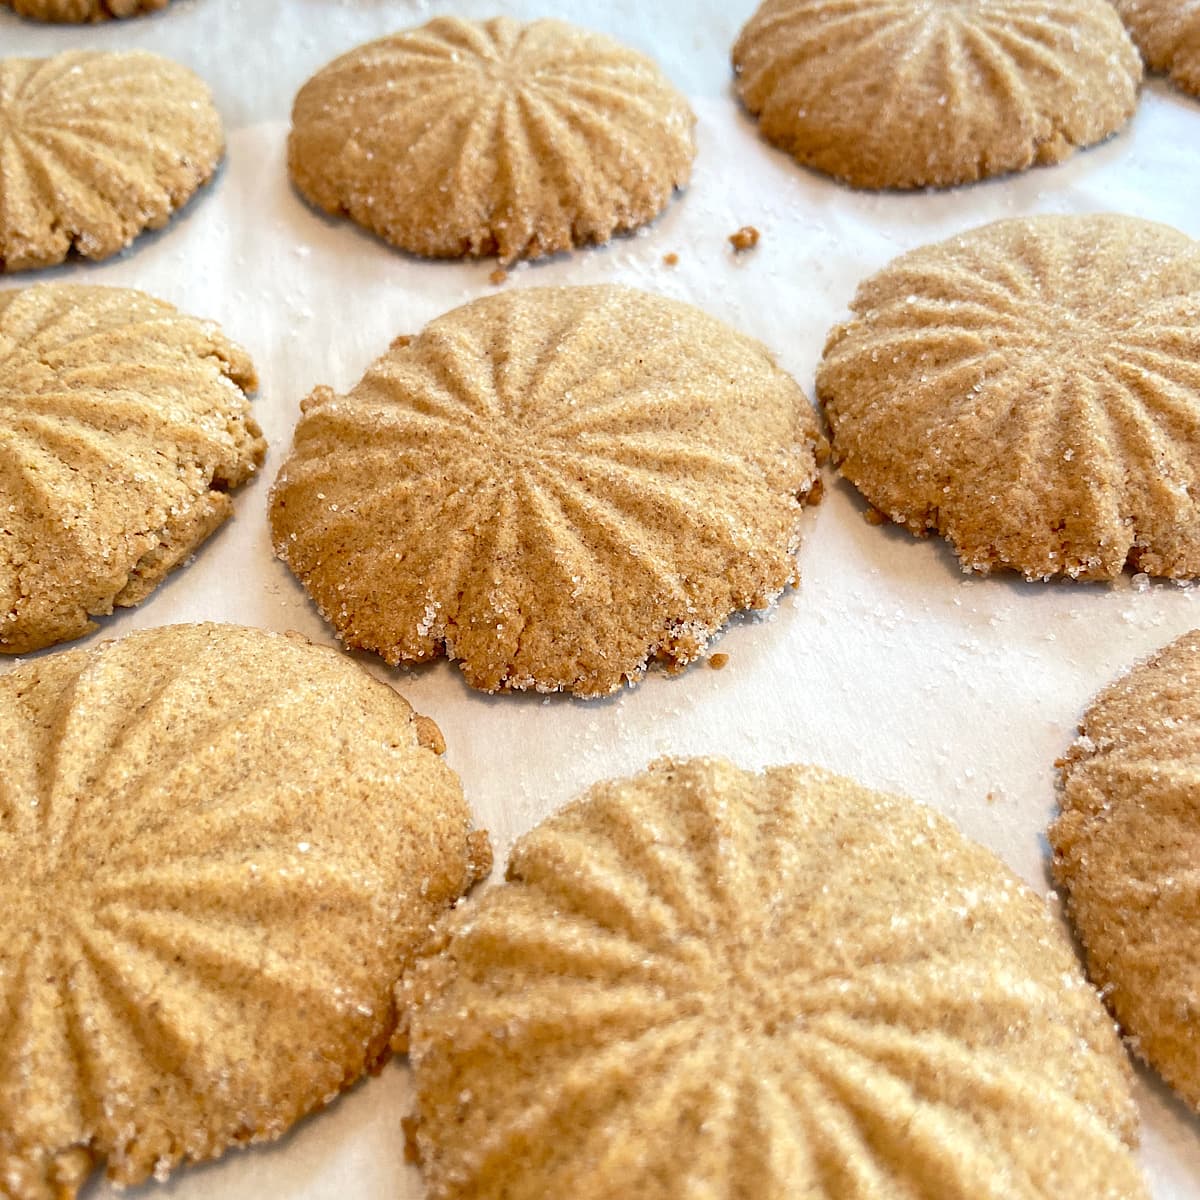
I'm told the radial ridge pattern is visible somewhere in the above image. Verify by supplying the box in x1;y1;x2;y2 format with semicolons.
402;757;1146;1200
287;16;696;263
0;50;221;271
269;285;825;697
817;214;1200;580
0;623;490;1199
732;0;1142;189
0;284;265;653
1053;629;1200;1112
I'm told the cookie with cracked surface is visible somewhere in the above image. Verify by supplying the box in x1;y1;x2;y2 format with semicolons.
0;622;490;1200
0;50;221;271
1113;0;1200;98
731;0;1141;189
269;285;824;697
1052;629;1200;1112
400;756;1146;1200
288;16;695;264
3;0;168;19
817;214;1200;580
0;284;264;653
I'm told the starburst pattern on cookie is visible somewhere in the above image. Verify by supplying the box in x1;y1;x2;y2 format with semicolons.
732;0;1141;188
0;285;264;653
288;16;695;263
270;286;824;697
2;0;168;20
0;623;489;1200
1053;630;1200;1112
1113;0;1200;98
818;214;1200;580
402;758;1146;1200
0;50;221;271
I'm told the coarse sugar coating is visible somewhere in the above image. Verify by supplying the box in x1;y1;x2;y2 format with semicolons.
2;0;168;19
1052;629;1200;1112
269;285;825;697
817;213;1200;580
287;16;695;264
731;0;1141;189
0;50;222;270
401;757;1146;1200
0;622;490;1200
1112;0;1200;98
0;284;265;653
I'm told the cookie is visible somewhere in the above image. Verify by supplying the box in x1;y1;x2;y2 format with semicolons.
817;214;1200;580
0;622;490;1200
3;0;168;19
288;16;695;264
0;50;221;271
269;285;824;697
1052;630;1200;1111
0;284;265;653
400;757;1145;1200
732;0;1141;189
1113;0;1200;98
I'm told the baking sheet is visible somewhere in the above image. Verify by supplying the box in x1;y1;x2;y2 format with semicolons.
3;1;1200;1195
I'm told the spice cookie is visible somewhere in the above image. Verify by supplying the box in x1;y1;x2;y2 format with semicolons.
1113;0;1200;98
0;50;221;272
732;0;1141;189
270;285;824;697
0;284;264;654
288;17;695;264
400;757;1146;1200
3;0;169;19
1052;630;1200;1112
0;622;490;1200
817;214;1200;580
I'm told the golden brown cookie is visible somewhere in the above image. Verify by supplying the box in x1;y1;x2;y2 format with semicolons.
3;0;168;19
1113;0;1200;98
1052;630;1200;1112
401;757;1146;1200
732;0;1141;189
0;284;265;653
818;214;1200;580
0;50;221;271
288;16;695;264
0;622;490;1200
269;285;824;697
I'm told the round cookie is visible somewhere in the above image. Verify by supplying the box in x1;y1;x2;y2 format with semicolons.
817;214;1200;580
0;50;221;271
732;0;1141;189
0;284;265;654
3;0;168;19
1113;0;1200;98
0;622;490;1200
269;285;825;697
288;16;695;264
1052;630;1200;1112
401;757;1146;1200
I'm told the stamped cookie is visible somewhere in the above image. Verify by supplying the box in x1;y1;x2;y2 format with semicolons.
288;16;695;263
0;285;264;653
1113;0;1200;98
401;757;1146;1200
3;0;168;19
270;286;824;697
1052;630;1200;1111
818;214;1200;580
732;0;1141;189
0;50;221;271
0;622;490;1200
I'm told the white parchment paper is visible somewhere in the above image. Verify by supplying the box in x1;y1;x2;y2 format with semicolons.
3;1;1200;1195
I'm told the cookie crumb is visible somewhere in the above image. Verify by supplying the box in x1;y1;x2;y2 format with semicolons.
864;506;887;526
729;226;760;252
402;1115;422;1165
489;268;509;286
709;653;730;670
663;252;679;266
